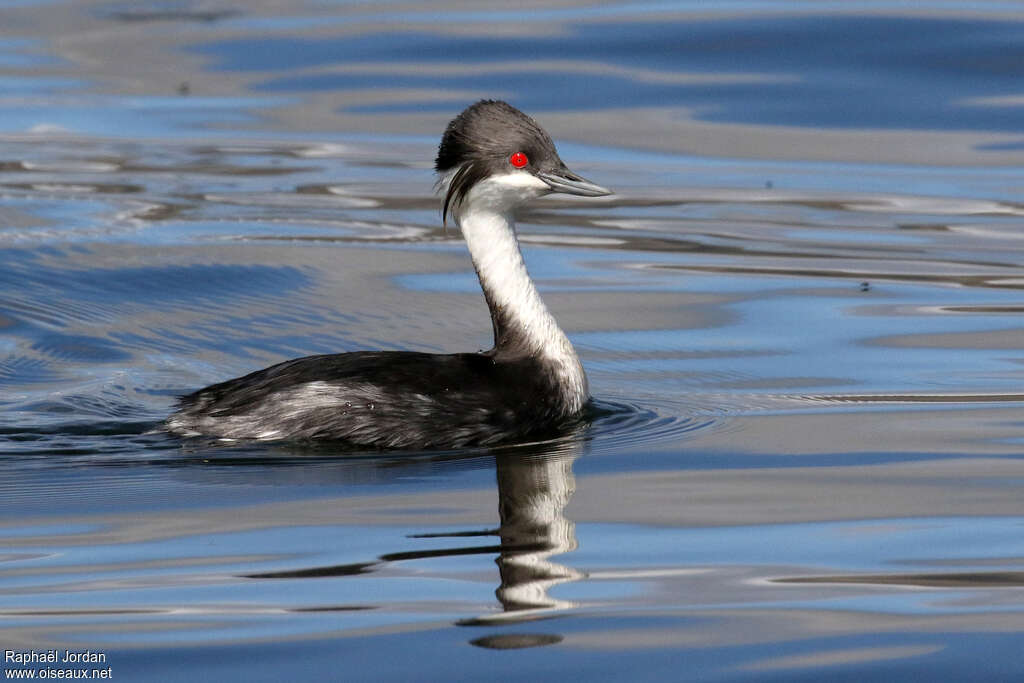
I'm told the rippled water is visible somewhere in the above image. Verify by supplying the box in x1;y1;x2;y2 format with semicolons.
3;2;1024;680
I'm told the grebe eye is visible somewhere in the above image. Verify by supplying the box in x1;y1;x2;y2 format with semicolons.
509;152;528;168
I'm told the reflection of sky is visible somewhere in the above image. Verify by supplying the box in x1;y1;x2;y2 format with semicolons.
195;15;1024;132
0;75;80;94
571;517;1024;573
0;96;287;137
0;37;57;67
0;518;498;634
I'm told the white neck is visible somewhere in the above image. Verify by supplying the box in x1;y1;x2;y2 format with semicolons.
454;175;588;413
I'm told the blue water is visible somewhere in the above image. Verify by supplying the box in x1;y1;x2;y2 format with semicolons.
2;1;1024;681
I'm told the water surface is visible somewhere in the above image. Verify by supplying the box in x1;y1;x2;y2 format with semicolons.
2;1;1024;680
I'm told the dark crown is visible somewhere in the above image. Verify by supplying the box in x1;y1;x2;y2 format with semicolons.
435;100;564;223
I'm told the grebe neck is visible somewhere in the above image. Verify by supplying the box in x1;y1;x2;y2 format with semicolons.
456;185;588;413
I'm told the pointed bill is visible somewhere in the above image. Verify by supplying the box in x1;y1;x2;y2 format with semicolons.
537;169;611;197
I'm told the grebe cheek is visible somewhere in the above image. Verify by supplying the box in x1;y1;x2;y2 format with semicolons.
469;172;552;208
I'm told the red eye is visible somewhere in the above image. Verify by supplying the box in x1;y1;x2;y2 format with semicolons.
509;152;528;168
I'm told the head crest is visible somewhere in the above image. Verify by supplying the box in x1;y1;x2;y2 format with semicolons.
435;100;561;224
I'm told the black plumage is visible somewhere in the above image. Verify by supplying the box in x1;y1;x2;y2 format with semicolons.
171;351;578;448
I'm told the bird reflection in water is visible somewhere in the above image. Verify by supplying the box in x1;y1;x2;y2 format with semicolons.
414;436;585;627
244;436;585;647
488;444;582;617
462;441;583;650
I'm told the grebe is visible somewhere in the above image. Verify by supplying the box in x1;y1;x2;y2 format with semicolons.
166;100;611;447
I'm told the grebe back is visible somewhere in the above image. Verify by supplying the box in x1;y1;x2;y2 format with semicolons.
166;100;611;447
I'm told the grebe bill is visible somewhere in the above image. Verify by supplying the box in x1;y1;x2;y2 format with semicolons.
166;100;611;447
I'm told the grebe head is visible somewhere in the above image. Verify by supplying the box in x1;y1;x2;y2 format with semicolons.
435;100;611;223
